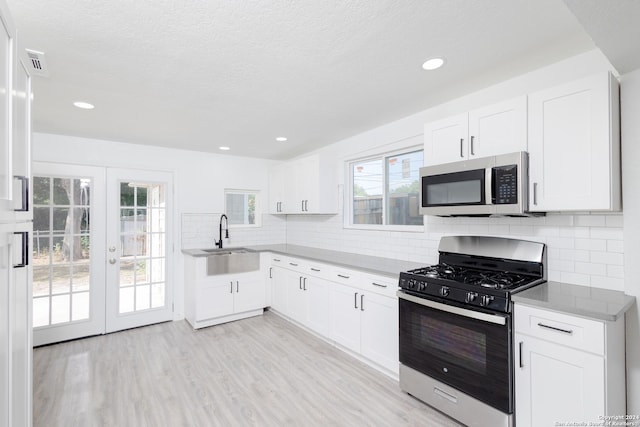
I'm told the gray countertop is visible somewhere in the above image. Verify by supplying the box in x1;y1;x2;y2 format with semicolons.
182;244;423;279
512;281;636;322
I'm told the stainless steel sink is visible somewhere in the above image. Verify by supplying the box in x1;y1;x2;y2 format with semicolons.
205;248;259;275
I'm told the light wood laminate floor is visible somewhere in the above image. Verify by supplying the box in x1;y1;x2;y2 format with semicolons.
34;311;463;427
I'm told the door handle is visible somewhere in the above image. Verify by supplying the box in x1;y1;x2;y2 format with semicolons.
354;292;358;309
460;138;464;158
533;182;538;206
360;294;364;311
236;281;239;293
13;176;29;212
230;281;233;293
13;232;29;268
303;277;307;291
519;341;524;368
269;267;272;279
470;136;475;156
299;276;302;289
109;258;116;265
109;246;116;252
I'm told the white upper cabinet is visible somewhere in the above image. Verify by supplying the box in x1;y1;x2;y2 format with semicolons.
528;72;621;212
424;96;527;166
268;153;338;214
268;163;289;214
12;59;31;221
0;5;14;219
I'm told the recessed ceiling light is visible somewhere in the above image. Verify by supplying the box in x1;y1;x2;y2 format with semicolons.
73;101;95;109
422;57;445;71
219;146;230;151
276;137;287;142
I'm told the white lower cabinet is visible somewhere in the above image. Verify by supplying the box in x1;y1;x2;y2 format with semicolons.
514;303;626;426
184;253;266;329
270;255;399;376
329;281;399;374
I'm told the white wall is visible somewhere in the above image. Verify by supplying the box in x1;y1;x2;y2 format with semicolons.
621;68;640;415
32;133;287;318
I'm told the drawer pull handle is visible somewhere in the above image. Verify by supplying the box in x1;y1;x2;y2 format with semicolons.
337;274;350;279
537;322;573;335
273;258;281;262
289;262;298;267
372;282;387;288
434;387;457;404
310;268;321;272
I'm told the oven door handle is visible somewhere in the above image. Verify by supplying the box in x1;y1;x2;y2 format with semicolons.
397;291;507;325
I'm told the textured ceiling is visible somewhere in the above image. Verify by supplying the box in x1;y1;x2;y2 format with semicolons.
6;0;602;159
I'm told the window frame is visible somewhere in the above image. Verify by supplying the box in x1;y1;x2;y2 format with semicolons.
224;188;262;228
344;145;424;232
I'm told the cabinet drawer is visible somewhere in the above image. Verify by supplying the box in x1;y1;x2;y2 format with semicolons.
514;304;604;355
328;266;362;287
360;272;398;298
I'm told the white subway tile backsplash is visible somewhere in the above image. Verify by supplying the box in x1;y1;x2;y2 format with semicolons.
574;215;606;227
590;227;624;240
177;210;625;293
575;238;607;251
575;262;607;276
590;251;624;265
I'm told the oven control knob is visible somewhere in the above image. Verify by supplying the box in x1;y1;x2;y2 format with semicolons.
440;286;450;297
407;279;415;289
466;292;477;303
418;281;427;292
480;295;494;306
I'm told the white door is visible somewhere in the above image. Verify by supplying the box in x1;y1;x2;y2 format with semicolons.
31;163;106;346
105;168;173;333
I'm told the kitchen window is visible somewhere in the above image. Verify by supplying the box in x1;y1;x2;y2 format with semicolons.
347;148;423;229
225;189;261;227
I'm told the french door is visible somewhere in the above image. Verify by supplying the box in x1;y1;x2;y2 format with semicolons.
32;163;173;345
105;168;173;333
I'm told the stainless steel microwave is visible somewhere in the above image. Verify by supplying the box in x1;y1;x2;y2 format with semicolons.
420;151;530;216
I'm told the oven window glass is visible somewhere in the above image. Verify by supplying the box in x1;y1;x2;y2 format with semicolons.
426;180;482;205
399;298;512;413
420;316;487;374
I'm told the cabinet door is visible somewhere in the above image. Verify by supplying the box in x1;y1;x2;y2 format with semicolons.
0;227;10;427
0;5;15;218
285;270;305;323
233;273;265;314
528;72;620;211
424;113;468;166
468;96;527;158
268;163;288;214
515;333;605;427
10;226;31;427
360;292;398;373
270;265;288;314
329;283;361;353
12;59;31;220
195;279;235;321
294;155;320;213
304;276;329;336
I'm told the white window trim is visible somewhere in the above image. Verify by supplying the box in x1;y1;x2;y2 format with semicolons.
344;145;425;232
224;188;262;228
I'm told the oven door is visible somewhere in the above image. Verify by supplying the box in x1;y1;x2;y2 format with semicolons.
398;291;513;413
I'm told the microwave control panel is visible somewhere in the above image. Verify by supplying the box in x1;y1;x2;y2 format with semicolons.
492;165;518;204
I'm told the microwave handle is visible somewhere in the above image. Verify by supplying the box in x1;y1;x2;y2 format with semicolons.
486;168;493;205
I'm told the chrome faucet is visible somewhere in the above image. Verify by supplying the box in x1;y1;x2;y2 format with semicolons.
215;214;229;248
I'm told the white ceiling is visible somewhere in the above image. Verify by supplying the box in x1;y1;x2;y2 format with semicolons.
5;0;636;160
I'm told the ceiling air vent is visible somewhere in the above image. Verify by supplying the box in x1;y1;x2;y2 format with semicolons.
25;49;49;77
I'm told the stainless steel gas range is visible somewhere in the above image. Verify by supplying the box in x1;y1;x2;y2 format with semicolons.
397;236;547;427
